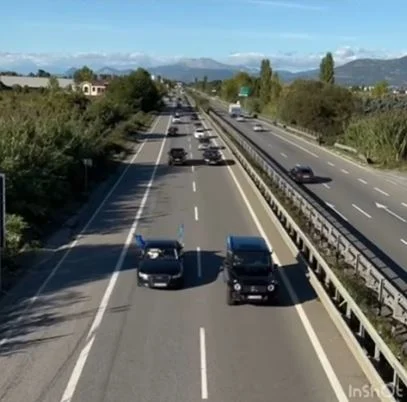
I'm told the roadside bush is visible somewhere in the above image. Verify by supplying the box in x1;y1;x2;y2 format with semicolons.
344;110;407;166
277;80;357;141
0;68;162;270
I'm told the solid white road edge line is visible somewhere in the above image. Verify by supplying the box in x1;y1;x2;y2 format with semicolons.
200;327;208;400
0;115;163;348
59;117;170;402
204;114;349;401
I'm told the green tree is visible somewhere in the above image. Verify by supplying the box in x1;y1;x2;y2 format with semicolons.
37;69;51;77
319;52;335;84
259;59;272;105
48;76;60;92
106;68;160;112
73;66;96;84
202;75;208;91
372;80;389;98
270;72;282;100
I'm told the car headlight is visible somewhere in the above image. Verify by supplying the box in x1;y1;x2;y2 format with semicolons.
234;283;241;291
172;271;182;279
267;284;275;292
139;272;149;280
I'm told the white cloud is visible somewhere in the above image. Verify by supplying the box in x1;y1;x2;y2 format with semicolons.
0;47;406;74
225;47;407;71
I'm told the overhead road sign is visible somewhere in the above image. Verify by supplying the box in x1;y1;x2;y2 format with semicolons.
239;86;251;97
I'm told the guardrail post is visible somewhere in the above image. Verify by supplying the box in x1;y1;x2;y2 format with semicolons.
378;278;384;315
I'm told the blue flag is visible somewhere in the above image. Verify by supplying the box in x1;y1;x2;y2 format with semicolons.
177;224;184;244
135;234;145;248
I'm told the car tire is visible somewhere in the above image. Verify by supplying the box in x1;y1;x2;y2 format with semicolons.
227;288;236;305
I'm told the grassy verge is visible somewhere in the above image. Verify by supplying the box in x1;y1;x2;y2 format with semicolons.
1;110;157;292
189;91;406;368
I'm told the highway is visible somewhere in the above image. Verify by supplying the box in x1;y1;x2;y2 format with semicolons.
0;103;379;401
208;99;407;286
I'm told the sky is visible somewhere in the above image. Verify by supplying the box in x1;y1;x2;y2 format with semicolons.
1;0;407;72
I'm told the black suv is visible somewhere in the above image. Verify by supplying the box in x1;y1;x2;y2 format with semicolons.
203;149;222;165
222;236;278;305
167;126;179;137
168;148;187;165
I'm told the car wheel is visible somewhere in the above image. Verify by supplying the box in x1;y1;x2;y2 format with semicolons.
227;288;236;305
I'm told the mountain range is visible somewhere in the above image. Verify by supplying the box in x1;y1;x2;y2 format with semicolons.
3;54;407;86
62;55;407;86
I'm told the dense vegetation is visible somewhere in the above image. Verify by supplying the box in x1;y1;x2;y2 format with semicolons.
192;53;407;168
0;66;168;272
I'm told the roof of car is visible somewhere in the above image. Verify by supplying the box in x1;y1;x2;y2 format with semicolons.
226;236;270;252
294;165;313;171
144;239;180;248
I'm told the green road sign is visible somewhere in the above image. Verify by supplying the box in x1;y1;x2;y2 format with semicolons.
239;86;250;97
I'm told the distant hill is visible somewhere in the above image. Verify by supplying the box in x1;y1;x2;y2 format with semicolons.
57;55;407;86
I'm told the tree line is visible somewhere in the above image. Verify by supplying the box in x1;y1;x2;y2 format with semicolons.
192;52;407;168
0;66;168;275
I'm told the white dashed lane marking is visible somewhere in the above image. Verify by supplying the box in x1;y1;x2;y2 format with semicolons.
374;187;389;197
352;204;372;219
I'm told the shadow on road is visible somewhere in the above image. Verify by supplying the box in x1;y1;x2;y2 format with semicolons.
305;176;332;185
0;155;188;356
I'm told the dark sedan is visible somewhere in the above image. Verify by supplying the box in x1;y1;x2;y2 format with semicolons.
137;239;184;289
288;166;315;183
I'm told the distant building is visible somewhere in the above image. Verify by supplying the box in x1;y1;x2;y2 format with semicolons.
0;75;74;89
79;80;108;96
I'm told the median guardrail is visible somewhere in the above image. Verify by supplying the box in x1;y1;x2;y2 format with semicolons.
195;90;359;154
187;92;407;400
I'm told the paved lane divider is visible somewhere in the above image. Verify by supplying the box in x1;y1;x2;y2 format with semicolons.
194;206;199;221
60;117;171;402
189;95;406;401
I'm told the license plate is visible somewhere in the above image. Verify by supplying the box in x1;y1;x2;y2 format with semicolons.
248;295;262;300
154;283;167;287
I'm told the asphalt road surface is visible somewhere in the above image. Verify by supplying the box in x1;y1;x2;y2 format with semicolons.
208;99;407;285
0;106;380;402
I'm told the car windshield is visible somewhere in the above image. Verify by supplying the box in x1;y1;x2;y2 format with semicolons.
232;251;270;266
144;247;178;260
299;168;313;175
170;148;185;155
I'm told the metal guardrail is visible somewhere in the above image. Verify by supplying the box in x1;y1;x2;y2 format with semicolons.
196;90;359;154
189;101;407;398
208;108;407;326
